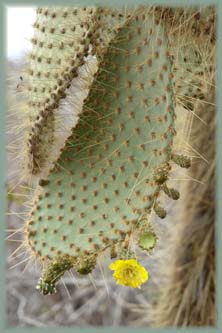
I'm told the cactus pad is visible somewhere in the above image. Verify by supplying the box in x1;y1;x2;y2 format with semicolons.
24;6;128;181
24;8;181;293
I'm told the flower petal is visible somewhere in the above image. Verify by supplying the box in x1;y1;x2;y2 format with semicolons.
109;259;149;288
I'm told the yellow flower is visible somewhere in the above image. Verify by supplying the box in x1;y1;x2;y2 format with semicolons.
109;259;149;288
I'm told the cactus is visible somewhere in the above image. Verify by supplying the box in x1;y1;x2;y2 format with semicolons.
21;6;193;294
14;5;216;304
23;6;129;182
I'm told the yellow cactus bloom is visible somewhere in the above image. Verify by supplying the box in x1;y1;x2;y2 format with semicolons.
109;259;149;288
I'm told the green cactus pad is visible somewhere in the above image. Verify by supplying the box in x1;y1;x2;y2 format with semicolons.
26;6;97;175
24;8;178;290
24;6;128;180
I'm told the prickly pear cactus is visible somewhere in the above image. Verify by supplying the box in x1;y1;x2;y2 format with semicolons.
22;6;192;295
24;6;129;181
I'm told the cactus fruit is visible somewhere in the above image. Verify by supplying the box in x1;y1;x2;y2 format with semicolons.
138;231;157;251
22;6;191;294
23;6;129;181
